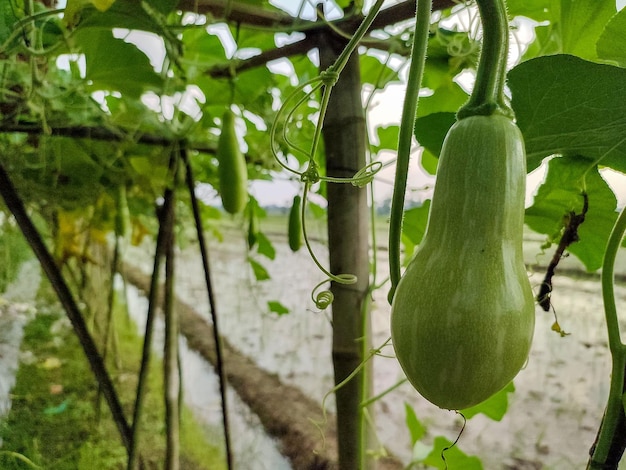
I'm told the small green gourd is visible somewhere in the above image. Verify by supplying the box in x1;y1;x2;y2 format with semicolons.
390;115;535;410
288;195;302;252
217;109;248;214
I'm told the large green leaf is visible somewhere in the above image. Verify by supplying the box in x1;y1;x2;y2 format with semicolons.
414;112;456;158
597;8;626;67
414;112;456;175
509;0;615;61
525;156;617;272
509;54;626;173
75;30;163;98
559;0;615;60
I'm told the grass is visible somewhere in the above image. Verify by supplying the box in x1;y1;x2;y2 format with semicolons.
0;286;226;470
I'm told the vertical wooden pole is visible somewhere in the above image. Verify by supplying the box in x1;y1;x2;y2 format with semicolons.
319;26;372;470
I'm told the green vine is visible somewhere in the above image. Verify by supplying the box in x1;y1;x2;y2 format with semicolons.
456;0;513;119
270;0;386;303
387;0;433;302
588;205;626;467
388;0;515;302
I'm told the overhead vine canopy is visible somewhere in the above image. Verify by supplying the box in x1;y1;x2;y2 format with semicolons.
0;0;469;214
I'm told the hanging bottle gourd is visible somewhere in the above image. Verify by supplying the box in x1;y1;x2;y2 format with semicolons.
217;108;248;214
390;0;535;410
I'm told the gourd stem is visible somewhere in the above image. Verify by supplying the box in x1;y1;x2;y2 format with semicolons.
589;205;626;466
457;0;513;119
330;0;386;76
388;0;432;302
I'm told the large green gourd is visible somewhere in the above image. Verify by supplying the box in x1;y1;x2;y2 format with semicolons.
217;108;248;214
390;114;535;410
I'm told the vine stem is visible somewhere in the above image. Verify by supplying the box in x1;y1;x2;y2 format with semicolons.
388;0;433;302
328;0;386;76
588;205;626;467
457;0;513;118
301;183;356;286
270;0;385;181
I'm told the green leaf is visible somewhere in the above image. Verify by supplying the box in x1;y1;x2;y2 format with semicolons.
404;403;426;445
597;9;626;67
0;0;22;46
248;258;270;281
559;0;615;61
267;300;289;315
510;0;615;61
181;28;228;79
525;156;617;272
307;200;327;219
105;94;170;135
461;382;515;421
234;25;278;53
290;54;319;86
360;54;399;88
65;0;92;26
372;125;398;154
421;436;483;469
416;82;468;118
73;0;165;33
234;67;274;112
507;0;552;22
414;111;456;175
414;112;456;159
74;30;163;98
90;0;116;12
520;23;561;61
509;54;626;173
419;149;439;175
255;232;276;260
150;0;179;15
401;201;431;262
